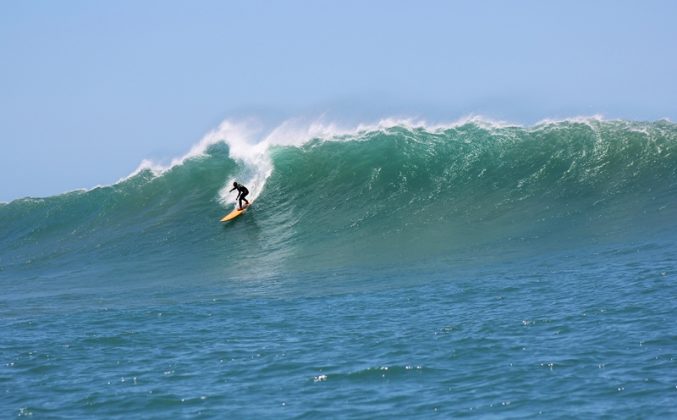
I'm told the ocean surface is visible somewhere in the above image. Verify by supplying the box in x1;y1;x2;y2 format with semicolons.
1;118;676;417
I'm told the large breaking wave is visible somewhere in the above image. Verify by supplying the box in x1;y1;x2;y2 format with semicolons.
1;117;676;284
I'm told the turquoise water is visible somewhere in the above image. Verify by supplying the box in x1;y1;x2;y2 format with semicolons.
1;119;676;417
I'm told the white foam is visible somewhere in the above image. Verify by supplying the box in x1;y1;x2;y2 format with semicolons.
535;114;605;125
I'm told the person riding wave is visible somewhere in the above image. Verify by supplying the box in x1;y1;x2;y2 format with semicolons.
229;182;250;210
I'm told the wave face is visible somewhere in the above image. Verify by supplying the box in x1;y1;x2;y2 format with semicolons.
1;119;676;285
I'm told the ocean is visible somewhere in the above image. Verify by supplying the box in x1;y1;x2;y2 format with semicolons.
1;118;676;417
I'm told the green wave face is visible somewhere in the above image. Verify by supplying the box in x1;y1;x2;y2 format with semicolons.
263;120;677;268
2;120;676;282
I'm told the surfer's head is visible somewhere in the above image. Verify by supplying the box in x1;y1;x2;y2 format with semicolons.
233;182;237;187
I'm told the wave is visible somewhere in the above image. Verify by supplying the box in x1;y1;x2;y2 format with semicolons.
1;117;676;282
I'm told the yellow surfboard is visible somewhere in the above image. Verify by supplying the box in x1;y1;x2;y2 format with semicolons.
220;203;251;222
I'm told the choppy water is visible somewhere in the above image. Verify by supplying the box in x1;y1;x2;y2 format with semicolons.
1;119;676;417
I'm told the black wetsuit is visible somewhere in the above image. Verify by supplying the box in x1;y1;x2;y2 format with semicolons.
230;183;249;209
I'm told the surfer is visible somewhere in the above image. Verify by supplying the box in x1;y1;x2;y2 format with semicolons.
230;182;250;210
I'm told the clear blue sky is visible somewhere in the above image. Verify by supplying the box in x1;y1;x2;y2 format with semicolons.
1;0;676;201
